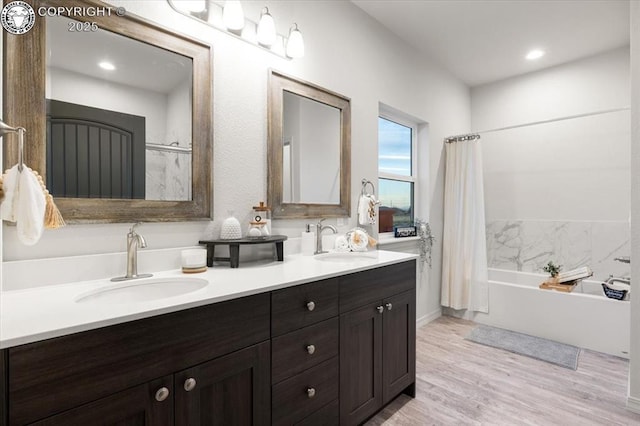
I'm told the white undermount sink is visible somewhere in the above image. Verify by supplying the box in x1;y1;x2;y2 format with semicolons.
314;251;378;263
75;277;209;304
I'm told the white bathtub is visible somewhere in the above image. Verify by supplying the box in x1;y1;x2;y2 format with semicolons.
472;268;630;359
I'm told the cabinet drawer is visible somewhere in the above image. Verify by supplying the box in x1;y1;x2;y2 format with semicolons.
272;317;339;384
272;278;339;336
8;293;270;425
295;399;339;426
340;260;416;313
272;357;339;425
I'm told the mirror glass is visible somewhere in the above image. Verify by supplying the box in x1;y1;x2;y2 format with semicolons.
282;91;341;204
268;70;351;219
46;16;193;201
3;0;212;222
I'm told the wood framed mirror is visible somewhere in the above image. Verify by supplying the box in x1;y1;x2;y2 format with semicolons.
267;70;351;219
3;0;212;222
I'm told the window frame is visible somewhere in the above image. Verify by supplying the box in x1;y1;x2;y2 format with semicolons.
377;112;418;236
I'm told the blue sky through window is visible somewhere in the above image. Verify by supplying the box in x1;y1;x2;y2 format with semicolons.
378;117;412;176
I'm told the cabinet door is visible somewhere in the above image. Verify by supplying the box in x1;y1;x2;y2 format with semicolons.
339;302;383;426
175;341;271;426
0;350;6;426
30;376;173;426
382;290;416;404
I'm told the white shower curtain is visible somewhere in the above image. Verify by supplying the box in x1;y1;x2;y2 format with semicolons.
441;138;489;313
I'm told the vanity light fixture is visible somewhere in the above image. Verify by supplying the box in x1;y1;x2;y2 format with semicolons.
98;61;116;71
286;23;305;59
167;0;305;60
223;0;245;32
256;7;276;47
525;49;545;60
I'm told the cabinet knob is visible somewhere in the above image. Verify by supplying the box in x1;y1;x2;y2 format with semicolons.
306;301;316;311
155;387;170;402
376;305;384;314
385;302;393;311
184;377;197;392
307;387;316;398
306;344;316;355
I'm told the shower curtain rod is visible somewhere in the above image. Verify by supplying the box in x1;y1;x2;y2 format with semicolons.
444;106;630;142
145;142;192;154
445;134;480;143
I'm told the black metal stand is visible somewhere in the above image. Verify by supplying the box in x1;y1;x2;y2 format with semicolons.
198;235;288;268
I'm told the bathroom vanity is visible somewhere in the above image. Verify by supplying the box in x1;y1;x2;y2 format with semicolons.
0;252;416;426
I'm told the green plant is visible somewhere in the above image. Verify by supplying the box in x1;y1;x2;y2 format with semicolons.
543;261;562;278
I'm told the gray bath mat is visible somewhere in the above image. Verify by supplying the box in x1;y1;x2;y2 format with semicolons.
466;325;581;370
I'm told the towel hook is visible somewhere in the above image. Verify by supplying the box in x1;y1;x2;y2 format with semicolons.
0;119;26;172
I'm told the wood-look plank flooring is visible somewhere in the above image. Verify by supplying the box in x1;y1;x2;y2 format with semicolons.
366;315;640;426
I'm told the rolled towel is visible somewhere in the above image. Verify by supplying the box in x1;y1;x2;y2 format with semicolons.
0;165;46;245
334;235;350;252
349;229;369;252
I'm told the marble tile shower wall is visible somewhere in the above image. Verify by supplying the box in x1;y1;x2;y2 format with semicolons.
486;220;630;281
145;149;192;201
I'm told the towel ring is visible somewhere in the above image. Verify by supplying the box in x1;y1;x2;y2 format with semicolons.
361;178;376;197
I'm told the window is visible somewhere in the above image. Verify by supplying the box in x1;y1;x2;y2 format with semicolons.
378;114;416;234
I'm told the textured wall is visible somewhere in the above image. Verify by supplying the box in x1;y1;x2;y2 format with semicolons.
2;0;471;321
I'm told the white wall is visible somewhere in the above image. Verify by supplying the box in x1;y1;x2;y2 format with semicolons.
473;48;630;281
297;96;340;204
628;0;640;412
2;0;470;321
166;78;192;147
472;47;629;131
48;67;169;144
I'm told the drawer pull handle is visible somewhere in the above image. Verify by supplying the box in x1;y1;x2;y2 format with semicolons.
306;344;316;355
306;301;316;311
155;387;170;402
184;378;197;392
376;305;384;314
385;302;393;311
307;387;316;398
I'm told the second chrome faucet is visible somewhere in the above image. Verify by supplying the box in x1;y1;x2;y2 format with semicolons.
309;218;338;255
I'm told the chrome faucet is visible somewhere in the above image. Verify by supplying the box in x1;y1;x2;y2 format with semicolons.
310;218;338;255
112;223;153;282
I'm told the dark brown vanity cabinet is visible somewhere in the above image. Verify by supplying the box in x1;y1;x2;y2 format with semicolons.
4;293;271;426
271;278;341;425
1;259;416;426
339;262;417;426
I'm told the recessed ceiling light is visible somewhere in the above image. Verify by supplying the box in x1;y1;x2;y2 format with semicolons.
525;49;545;60
98;61;116;71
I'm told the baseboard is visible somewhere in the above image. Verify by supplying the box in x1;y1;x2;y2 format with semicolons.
416;308;442;328
627;395;640;414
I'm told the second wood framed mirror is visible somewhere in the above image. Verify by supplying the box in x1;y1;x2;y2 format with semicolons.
267;70;351;219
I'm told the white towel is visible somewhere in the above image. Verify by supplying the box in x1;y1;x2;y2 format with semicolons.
0;165;46;245
358;194;378;226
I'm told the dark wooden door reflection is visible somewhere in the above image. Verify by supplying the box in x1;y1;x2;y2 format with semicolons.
46;99;145;199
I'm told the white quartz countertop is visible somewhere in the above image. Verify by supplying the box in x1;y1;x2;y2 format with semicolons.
0;250;417;349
